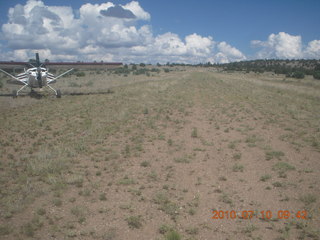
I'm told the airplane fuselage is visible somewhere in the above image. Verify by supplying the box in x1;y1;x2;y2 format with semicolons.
17;67;51;88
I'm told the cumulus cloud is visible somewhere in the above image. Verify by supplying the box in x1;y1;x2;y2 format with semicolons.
100;5;136;19
0;0;245;63
252;32;320;59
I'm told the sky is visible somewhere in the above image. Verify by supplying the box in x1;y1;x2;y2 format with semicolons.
0;0;319;63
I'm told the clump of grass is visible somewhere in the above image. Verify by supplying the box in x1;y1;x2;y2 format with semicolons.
218;176;227;181
99;193;107;201
126;216;143;229
153;192;179;220
299;194;317;205
272;162;295;171
272;181;283;188
219;193;233;206
159;224;174;234
232;163;244;172
36;208;46;216
228;142;236;149
260;174;272;182
174;155;191;163
0;225;11;236
165;230;181;240
140;161;150;167
265;151;285;160
233;153;242;160
185;227;199;235
191;127;198;138
117;175;135;185
102;228;117;240
52;198;62;207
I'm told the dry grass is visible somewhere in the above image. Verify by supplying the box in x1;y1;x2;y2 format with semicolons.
0;67;319;239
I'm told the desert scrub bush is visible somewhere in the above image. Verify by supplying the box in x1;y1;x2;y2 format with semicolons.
219;193;233;206
191;127;198;138
173;155;191;163
153;192;179;220
260;174;272;182
272;162;295;172
313;71;320;80
126;216;143;229
117;175;135;185
76;71;86;77
299;194;317;205
265;151;285;160
232;163;244;172
165;230;181;240
0;225;11;236
233;153;242;160
159;224;174;234
140;161;150;167
185;227;199;235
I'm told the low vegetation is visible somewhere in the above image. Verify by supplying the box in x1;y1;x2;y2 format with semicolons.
0;66;319;239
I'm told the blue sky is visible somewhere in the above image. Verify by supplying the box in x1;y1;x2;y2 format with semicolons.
0;0;319;63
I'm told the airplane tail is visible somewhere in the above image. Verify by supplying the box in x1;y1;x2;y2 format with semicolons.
36;53;40;67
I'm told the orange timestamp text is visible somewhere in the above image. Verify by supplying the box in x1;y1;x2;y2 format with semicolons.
211;210;308;220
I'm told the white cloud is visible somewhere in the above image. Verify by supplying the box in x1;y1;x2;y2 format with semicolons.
304;40;320;59
251;32;320;59
0;0;245;63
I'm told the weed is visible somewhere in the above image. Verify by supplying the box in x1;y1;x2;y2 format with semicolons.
186;227;199;235
191;127;198;138
126;216;143;229
265;151;285;160
117;175;135;185
272;182;283;188
299;194;317;205
0;225;11;236
165;230;181;240
233;153;242;160
140;161;150;167
99;193;107;201
37;208;46;216
174;155;191;163
272;162;295;171
232;163;244;172
103;228;117;240
260;174;272;182
52;198;62;207
218;176;227;181
219;193;233;206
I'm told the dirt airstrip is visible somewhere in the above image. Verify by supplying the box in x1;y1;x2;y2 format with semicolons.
0;67;319;240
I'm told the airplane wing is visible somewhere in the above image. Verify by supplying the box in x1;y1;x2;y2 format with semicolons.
0;69;28;85
47;68;73;84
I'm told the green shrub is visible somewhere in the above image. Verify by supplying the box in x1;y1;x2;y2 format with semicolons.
76;72;86;77
313;71;320;80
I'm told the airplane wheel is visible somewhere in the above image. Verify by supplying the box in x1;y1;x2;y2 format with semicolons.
12;90;17;98
56;89;61;98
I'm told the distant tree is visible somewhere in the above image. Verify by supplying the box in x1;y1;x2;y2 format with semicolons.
292;71;305;79
139;63;146;67
131;64;137;71
313;71;320;80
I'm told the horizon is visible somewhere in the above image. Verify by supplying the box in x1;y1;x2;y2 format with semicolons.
0;0;319;64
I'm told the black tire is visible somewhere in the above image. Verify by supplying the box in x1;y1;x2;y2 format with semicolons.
12;90;17;98
56;89;61;98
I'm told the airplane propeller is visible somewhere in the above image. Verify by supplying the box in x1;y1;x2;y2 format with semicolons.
37;67;42;88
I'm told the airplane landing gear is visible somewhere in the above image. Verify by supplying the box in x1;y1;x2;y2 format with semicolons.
56;89;61;98
12;90;17;98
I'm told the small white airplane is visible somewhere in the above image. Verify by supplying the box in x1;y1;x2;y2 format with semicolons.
0;53;73;98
